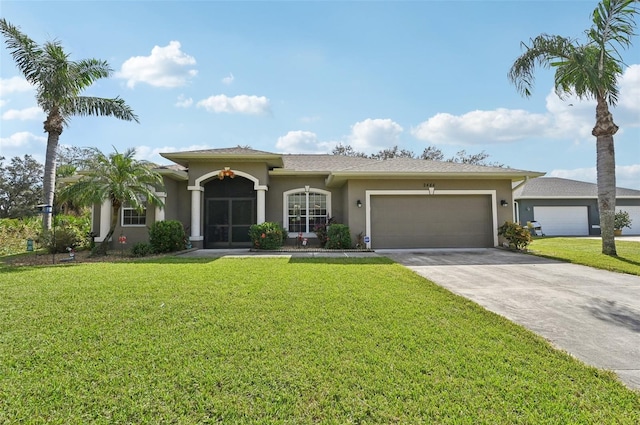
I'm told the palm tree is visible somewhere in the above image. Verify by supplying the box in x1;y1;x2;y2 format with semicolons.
0;19;139;231
508;0;637;256
58;148;164;255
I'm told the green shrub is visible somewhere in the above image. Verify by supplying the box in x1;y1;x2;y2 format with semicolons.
0;217;41;256
325;224;352;249
131;241;153;257
614;210;632;230
498;221;532;251
249;222;285;250
149;220;187;253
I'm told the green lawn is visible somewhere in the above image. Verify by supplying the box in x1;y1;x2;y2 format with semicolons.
1;257;639;424
528;237;640;275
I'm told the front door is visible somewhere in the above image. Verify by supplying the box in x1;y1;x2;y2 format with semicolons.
205;198;255;248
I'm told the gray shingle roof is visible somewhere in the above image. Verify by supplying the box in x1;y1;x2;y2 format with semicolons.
514;177;640;198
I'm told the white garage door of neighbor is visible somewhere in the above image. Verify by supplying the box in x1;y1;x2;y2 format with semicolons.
533;206;589;236
616;206;640;235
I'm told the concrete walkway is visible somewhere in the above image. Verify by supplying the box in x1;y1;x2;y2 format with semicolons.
378;248;640;391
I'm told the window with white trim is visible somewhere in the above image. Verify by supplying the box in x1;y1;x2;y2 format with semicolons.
285;189;330;235
121;203;147;226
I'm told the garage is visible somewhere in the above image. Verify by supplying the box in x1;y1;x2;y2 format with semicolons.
533;206;589;236
369;194;494;249
617;206;640;235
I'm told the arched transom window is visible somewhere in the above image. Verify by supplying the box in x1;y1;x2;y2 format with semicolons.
283;188;330;236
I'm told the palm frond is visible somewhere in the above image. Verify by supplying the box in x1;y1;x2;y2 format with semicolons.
0;18;43;85
65;97;140;123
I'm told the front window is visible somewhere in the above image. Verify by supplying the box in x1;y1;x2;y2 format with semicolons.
285;189;330;235
122;204;146;226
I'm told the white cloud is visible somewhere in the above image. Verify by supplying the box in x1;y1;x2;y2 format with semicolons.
222;73;234;85
349;118;403;152
0;76;33;95
197;94;270;115
412;108;551;145
117;41;197;88
1;106;44;121
548;164;640;191
0;100;6;108
617;64;640;126
175;95;193;108
412;64;640;145
0;131;46;155
276;130;334;153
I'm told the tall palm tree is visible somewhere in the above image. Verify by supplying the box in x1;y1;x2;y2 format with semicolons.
58;148;164;255
508;0;637;256
0;19;138;231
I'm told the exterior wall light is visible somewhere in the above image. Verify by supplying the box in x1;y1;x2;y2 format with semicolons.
357;200;362;208
500;200;509;207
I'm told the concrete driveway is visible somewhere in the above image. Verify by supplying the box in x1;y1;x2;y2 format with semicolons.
377;248;640;391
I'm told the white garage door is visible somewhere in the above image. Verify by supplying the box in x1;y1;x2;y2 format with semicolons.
616;206;640;235
533;206;589;236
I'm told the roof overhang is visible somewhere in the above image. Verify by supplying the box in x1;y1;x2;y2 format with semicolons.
155;168;189;181
161;152;284;168
325;171;545;188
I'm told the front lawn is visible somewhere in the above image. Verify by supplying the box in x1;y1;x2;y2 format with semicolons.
1;257;638;423
528;237;640;275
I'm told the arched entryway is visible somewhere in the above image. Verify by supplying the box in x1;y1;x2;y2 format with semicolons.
203;176;256;248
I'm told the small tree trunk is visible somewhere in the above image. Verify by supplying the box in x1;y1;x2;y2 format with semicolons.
96;203;120;255
592;97;618;256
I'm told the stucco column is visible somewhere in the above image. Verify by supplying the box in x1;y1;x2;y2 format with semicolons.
188;186;204;241
256;185;268;224
97;200;111;242
154;192;167;222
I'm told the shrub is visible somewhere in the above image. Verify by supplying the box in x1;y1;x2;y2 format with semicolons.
614;210;632;230
40;214;90;254
149;220;187;253
0;217;41;256
498;221;532;251
325;224;352;249
131;241;153;257
313;217;335;246
249;222;285;250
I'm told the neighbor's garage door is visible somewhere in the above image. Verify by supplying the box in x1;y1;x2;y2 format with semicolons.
617;206;640;235
370;195;493;249
533;206;589;236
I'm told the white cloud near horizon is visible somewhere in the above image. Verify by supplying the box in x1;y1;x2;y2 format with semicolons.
1;106;44;121
0;131;46;157
349;118;403;153
197;94;270;115
548;164;640;191
0;76;32;96
276;130;334;153
412;65;640;146
117;41;197;88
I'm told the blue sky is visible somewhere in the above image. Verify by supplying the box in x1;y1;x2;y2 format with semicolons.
1;0;639;189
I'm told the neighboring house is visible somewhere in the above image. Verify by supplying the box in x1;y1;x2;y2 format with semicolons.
92;147;544;249
513;177;640;236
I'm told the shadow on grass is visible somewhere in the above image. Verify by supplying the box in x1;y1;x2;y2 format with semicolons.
287;257;394;265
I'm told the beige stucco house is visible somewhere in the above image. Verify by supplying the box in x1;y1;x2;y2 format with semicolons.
93;147;544;250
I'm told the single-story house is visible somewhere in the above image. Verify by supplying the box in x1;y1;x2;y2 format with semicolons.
92;147;544;249
513;177;640;236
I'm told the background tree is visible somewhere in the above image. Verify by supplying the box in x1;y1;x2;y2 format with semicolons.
331;143;368;157
369;145;416;160
334;143;504;166
0;155;43;218
0;19;139;231
56;146;100;171
508;0;638;256
57;148;164;255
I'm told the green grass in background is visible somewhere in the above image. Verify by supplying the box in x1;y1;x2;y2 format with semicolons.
528;237;640;275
